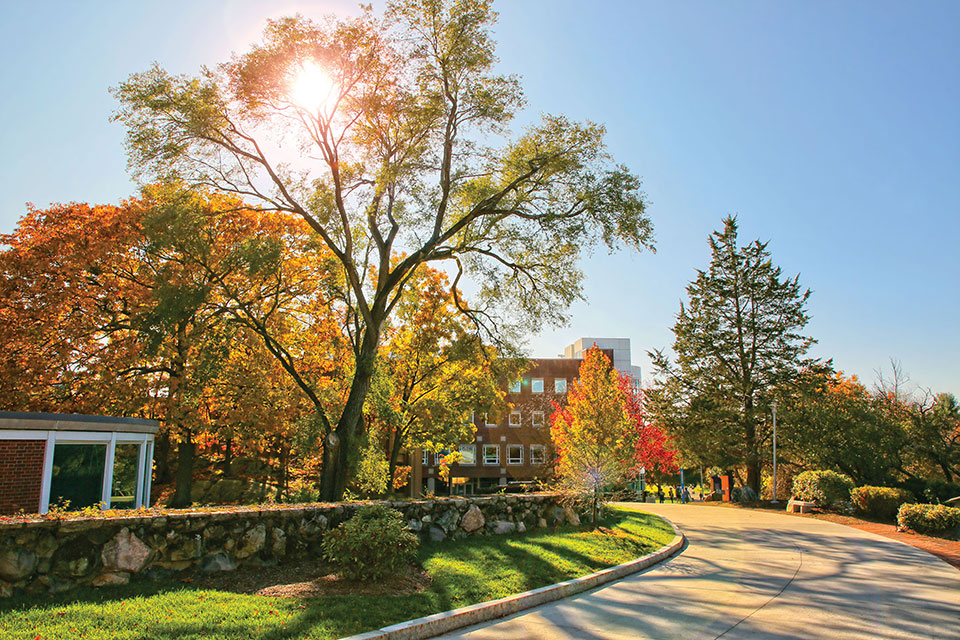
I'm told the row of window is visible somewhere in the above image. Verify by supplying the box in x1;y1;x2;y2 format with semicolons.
424;444;547;467
473;411;546;427
509;378;567;394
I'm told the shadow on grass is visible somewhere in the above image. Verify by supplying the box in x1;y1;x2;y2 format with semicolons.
0;507;674;640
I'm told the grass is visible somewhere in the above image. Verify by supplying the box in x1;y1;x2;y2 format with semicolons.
0;506;673;640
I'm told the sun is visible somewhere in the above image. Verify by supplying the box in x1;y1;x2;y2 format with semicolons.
288;60;336;113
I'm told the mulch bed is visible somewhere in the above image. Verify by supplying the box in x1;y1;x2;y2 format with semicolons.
176;559;432;598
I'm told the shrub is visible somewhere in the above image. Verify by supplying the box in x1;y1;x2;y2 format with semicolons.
732;485;758;503
897;503;960;537
792;470;854;508
850;486;914;521
321;504;418;581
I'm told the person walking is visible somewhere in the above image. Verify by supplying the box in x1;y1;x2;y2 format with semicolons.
657;487;664;504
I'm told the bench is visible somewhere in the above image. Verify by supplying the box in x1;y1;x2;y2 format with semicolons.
786;499;816;514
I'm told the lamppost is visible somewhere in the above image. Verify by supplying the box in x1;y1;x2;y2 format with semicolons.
771;400;779;503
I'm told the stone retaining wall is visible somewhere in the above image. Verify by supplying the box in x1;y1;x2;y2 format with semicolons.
0;493;579;598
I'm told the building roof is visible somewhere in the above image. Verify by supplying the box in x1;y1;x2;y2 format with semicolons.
0;411;159;434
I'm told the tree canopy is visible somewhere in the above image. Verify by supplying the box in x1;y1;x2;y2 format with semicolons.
648;215;813;493
113;0;654;499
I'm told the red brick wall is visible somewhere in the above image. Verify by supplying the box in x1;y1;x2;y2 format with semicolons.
0;439;45;515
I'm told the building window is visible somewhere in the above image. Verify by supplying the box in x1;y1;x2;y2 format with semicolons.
422;450;430;466
532;378;544;393
507;444;523;465
459;444;476;465
509;411;522;427
483;444;499;466
484;412;496;426
530;444;546;465
509;380;521;393
532;411;544;428
436;449;449;466
554;378;567;393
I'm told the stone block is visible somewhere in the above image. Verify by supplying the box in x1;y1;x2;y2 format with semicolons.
101;528;152;573
200;552;238;572
0;548;36;581
460;505;485;533
92;571;130;587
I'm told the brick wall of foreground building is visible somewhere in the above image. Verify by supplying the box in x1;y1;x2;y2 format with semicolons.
0;440;45;514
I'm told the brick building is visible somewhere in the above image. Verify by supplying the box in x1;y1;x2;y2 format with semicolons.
412;338;641;495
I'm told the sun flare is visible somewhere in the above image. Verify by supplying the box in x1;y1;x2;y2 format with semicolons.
289;60;335;113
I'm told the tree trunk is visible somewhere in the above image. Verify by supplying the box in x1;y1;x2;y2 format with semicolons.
154;429;173;484
386;427;407;495
744;395;760;494
222;438;233;477
171;430;194;507
319;325;381;501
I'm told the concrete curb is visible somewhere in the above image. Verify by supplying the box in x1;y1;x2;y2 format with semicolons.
343;513;685;640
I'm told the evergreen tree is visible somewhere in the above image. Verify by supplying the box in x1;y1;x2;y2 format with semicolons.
649;216;814;492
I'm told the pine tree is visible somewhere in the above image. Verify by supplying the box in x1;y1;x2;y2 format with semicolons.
650;216;814;493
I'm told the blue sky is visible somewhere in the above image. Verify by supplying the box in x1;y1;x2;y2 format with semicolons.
1;1;957;393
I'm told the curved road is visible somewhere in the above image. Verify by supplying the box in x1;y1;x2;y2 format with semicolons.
437;503;960;640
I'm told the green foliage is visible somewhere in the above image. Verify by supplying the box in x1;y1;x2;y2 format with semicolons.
321;504;418;581
850;486;914;521
648;216;814;492
897;503;960;537
898;478;960;505
792;470;854;508
778;367;907;486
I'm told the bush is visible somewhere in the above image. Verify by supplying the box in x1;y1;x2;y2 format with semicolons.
850;486;914;521
732;485;758;503
792;470;854;508
321;504;418;581
897;503;960;537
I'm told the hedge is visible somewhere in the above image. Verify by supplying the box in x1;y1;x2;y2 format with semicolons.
897;503;960;537
850;486;914;521
792;470;854;508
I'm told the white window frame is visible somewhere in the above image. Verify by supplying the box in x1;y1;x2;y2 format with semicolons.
509;411;522;427
509;380;522;393
532;411;545;428
459;444;476;466
483;444;500;466
554;378;567;393
507;444;523;465
422;450;430;466
531;378;544;393
530;444;546;465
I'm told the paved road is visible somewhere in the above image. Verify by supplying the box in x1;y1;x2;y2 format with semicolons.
437;503;960;640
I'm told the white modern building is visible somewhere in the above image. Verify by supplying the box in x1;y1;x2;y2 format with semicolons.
562;337;642;383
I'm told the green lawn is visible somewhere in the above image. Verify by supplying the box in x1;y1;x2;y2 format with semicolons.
0;506;673;640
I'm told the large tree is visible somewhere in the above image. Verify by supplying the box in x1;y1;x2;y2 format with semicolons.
113;0;654;500
649;216;814;493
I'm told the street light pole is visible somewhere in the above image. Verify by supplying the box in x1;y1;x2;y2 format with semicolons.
771;400;779;503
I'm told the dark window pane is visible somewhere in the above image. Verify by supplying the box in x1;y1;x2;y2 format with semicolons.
111;444;140;508
50;444;106;509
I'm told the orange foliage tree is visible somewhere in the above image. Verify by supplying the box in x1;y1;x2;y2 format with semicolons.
551;347;676;524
